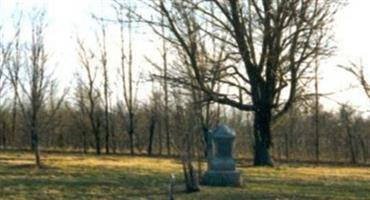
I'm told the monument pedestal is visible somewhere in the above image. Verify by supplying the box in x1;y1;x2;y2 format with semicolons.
203;170;240;186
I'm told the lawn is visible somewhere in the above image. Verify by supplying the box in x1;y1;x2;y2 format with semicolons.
0;151;369;200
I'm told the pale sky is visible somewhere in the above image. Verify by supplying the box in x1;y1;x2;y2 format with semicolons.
1;0;370;113
322;0;370;113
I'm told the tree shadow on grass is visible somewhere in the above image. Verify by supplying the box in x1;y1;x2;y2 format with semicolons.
0;165;170;199
178;171;370;200
240;176;370;200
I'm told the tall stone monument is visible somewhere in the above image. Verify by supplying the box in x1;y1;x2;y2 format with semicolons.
202;124;241;186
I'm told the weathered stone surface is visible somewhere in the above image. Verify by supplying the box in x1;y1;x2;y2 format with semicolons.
209;157;236;171
203;170;241;186
202;124;241;187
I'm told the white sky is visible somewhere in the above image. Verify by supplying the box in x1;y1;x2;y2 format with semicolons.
1;0;370;113
321;0;370;113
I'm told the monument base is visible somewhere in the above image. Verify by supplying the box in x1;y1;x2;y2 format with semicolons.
202;170;241;187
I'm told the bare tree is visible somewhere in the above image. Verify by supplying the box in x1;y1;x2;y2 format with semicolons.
7;18;22;149
76;38;102;155
20;12;48;167
141;0;340;166
161;13;171;156
94;18;111;154
339;62;370;163
14;11;65;167
314;59;320;162
114;0;138;155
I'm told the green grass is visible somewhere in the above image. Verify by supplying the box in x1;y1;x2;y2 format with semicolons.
0;151;369;200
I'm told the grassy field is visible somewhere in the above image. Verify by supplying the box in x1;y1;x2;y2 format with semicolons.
0;151;369;200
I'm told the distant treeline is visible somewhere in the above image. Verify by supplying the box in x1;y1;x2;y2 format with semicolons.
0;99;368;165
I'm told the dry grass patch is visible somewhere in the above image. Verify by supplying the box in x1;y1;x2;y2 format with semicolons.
0;151;369;200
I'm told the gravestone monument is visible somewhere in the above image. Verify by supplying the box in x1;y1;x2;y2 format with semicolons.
202;124;241;186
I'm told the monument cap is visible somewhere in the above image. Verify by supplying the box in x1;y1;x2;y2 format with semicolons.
213;124;236;138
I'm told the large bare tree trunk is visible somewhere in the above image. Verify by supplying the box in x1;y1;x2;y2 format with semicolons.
253;108;273;166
